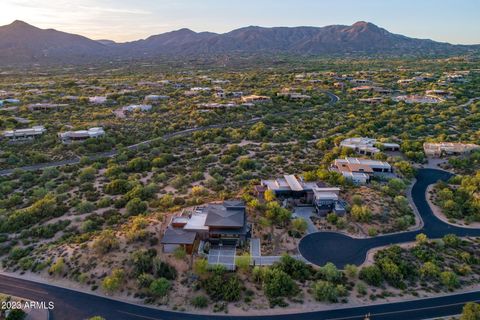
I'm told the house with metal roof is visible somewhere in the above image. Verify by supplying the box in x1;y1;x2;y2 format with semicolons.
160;200;249;253
161;228;198;254
203;200;249;245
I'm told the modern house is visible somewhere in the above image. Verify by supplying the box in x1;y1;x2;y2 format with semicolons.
397;79;414;85
161;228;198;254
340;137;400;155
258;175;345;215
350;79;371;85
425;90;451;97
3;98;20;104
241;95;272;104
58;127;105;143
197;102;239;109
161;200;249;253
277;92;311;100
423;142;480;157
145;95;169;102
313;188;346;216
190;87;211;92
89;96;108;104
359;97;386;104
259;174;318;202
393;95;443;104
122;104;152;113
230;91;244;98
332;158;393;184
0;98;20;106
351;86;375;92
3;126;46;141
28;103;68;112
204;200;249;246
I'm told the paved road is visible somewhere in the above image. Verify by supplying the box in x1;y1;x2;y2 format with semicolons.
299;168;480;267
0;91;338;176
0;274;479;320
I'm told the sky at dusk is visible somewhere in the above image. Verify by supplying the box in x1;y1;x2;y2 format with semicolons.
1;0;479;44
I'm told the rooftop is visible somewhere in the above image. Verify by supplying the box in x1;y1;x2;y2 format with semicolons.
161;228;197;245
204;202;245;228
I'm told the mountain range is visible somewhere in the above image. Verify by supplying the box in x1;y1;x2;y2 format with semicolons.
0;20;478;65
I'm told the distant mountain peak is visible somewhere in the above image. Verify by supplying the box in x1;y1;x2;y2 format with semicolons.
7;20;37;29
0;20;477;65
173;28;196;34
352;21;372;27
350;21;381;31
10;20;29;26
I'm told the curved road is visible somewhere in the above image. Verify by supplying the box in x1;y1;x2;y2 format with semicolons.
0;91;339;176
299;168;480;267
0;165;479;319
0;274;479;320
3;95;480;319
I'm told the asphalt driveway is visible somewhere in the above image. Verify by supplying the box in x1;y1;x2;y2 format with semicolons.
298;168;480;268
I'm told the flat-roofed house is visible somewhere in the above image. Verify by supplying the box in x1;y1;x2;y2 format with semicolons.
332;157;393;184
89;96;107;104
351;86;374;92
340;137;380;155
425;90;451;97
3;126;46;141
28;103;68;112
312;187;345;216
350;79;371;85
423;142;480;157
394;95;443;104
259;175;345;215
58;127;105;144
277;92;311;100
340;137;400;155
359;97;386;104
145;95;169;102
122;104;152;113
241;95;272;104
2;98;20;104
260;174;318;202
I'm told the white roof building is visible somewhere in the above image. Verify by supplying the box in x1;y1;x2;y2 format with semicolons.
145;95;169;101
424;142;480;157
3;126;46;141
394;95;443;104
122;104;152;112
261;175;319;193
241;95;272;104
59;127;105;143
190;87;211;92
183;213;209;232
89;96;108;104
340;137;400;155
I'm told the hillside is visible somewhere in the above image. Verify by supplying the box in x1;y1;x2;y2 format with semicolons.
0;20;478;65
